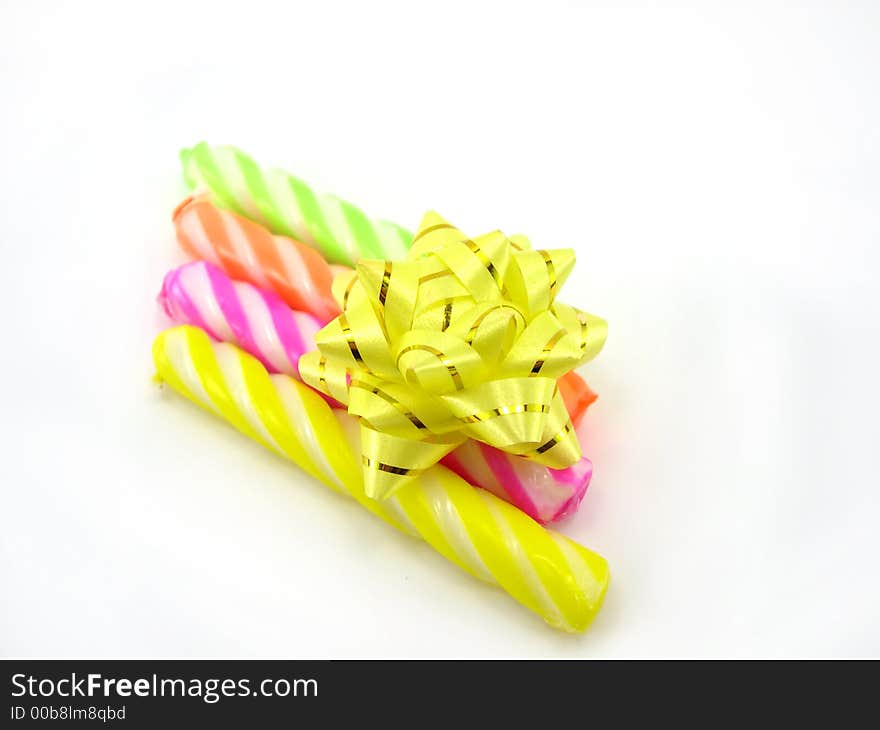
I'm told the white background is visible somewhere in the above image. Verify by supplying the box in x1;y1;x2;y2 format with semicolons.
1;1;878;658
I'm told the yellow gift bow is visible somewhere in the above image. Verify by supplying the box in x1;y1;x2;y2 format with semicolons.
298;212;608;500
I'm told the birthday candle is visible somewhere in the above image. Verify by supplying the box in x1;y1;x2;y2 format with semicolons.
442;444;592;524
153;326;609;631
158;261;323;377
172;196;339;322
181;142;411;266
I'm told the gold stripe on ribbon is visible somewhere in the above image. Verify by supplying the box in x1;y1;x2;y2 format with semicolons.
462;238;502;288
465;306;495;344
411;222;454;244
362;456;419;476
378;262;392;307
530;328;567;375
351;380;427;430
397;344;464;390
577;311;589;351
464;304;524;345
461;403;551;424
539;250;557;297
534;422;574;454
338;313;367;368
318;356;328;392
342;275;358;310
441;301;454;331
419;270;453;284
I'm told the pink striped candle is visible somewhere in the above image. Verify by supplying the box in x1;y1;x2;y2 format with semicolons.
158;261;322;377
442;442;592;524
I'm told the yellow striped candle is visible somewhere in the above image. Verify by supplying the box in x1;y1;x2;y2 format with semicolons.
153;325;610;632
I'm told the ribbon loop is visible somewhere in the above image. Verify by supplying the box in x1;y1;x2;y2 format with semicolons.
500;310;585;380
395;329;487;394
506;248;576;317
447;302;526;363
359;425;465;500
347;373;460;438
442;376;557;449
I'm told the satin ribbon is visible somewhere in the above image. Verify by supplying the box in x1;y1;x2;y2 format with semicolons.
299;212;607;500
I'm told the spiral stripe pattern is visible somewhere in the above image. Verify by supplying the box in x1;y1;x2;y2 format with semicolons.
159;261;324;378
173;196;339;322
153;325;609;632
181;142;412;266
442;441;592;525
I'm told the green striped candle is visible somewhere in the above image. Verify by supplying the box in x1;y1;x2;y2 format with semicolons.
180;142;413;266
